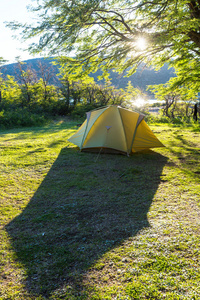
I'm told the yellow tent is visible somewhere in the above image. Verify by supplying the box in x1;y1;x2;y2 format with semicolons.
68;106;164;155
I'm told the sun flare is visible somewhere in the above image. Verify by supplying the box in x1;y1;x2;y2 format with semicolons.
136;37;146;51
134;97;146;107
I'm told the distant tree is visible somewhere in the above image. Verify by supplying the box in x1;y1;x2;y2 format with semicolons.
0;75;3;103
0;57;7;103
58;65;132;116
37;60;57;103
84;82;99;104
32;80;59;114
90;78;126;107
0;75;21;107
11;60;60;113
58;63;96;111
125;81;146;108
59;76;71;114
15;61;38;108
148;80;198;118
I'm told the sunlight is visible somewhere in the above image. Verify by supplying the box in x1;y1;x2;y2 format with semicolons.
129;37;147;58
136;37;146;51
134;97;146;107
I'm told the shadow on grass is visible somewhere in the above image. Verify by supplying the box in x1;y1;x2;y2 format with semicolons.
167;131;200;177
0;121;78;141
6;148;167;298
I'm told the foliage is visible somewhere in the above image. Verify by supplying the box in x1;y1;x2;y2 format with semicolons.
148;80;198;118
0;58;177;93
0;58;198;129
0;60;142;128
0;75;21;106
70;102;100;120
0;107;48;129
0;121;199;299
146;113;199;126
7;1;200;91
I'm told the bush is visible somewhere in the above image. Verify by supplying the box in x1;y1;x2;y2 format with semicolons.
0;108;49;129
145;114;171;124
70;103;100;120
145;113;200;127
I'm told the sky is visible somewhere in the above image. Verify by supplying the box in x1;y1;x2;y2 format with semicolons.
0;0;40;64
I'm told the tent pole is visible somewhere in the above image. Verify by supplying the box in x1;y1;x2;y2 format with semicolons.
128;114;144;154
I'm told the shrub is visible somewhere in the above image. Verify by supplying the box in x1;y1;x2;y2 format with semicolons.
0;108;49;129
145;114;171;124
70;103;100;120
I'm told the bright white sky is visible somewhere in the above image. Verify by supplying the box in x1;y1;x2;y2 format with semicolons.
0;0;40;64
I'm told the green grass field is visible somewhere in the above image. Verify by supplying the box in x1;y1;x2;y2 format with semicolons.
0;119;200;299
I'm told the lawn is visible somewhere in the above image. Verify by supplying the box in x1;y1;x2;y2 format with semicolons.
0;119;200;299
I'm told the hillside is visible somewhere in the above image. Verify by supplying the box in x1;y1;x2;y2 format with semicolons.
0;57;175;94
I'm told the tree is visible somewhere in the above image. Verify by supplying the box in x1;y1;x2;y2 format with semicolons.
0;75;3;103
95;82;123;106
125;81;146;108
0;57;7;103
58;62;96;112
15;61;38;108
0;75;21;107
59;76;71;114
148;79;198;118
37;60;57;103
7;1;200;85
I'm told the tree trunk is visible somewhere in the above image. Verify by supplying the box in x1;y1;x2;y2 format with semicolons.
186;104;189;117
193;103;198;121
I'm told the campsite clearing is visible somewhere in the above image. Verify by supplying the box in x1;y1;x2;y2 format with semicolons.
0;120;200;299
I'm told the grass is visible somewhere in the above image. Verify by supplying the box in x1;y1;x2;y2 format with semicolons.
0;119;200;299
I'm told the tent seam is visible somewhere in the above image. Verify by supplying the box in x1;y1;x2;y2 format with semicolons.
80;111;92;149
128;114;144;154
81;106;109;149
118;107;128;155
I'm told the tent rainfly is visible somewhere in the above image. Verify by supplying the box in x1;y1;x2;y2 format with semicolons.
68;106;164;155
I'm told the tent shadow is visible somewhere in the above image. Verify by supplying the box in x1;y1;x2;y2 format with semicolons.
6;147;167;298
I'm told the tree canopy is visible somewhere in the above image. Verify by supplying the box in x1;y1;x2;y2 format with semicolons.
8;1;200;86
